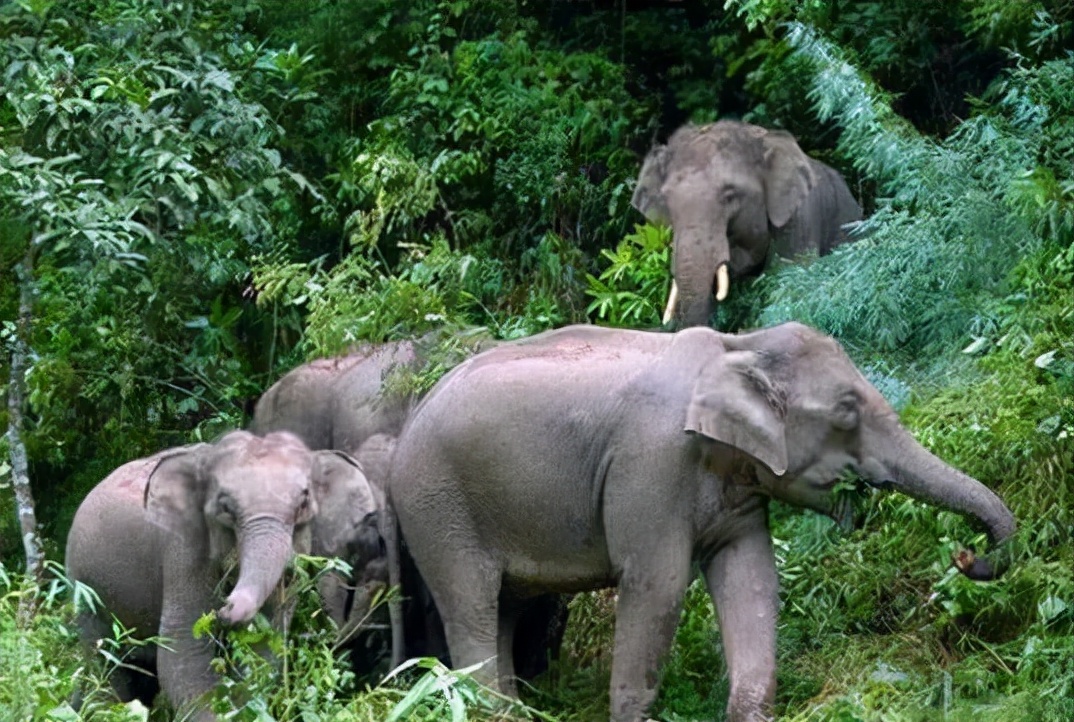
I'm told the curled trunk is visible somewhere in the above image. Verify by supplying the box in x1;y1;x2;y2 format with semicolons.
877;426;1016;580
318;572;351;628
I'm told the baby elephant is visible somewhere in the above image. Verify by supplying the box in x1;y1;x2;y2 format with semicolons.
65;430;382;720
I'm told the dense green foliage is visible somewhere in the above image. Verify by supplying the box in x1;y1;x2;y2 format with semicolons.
2;0;1071;720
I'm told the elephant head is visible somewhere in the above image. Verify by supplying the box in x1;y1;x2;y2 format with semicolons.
688;323;1016;577
305;449;386;632
145;430;322;626
632;121;861;328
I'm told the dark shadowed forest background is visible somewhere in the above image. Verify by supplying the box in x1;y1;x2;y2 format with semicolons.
1;0;1071;720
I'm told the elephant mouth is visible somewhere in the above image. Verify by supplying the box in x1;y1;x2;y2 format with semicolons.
856;457;897;490
825;469;874;532
830;493;856;533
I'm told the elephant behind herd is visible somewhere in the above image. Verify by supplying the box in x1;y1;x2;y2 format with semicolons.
632;120;863;328
64;122;1015;722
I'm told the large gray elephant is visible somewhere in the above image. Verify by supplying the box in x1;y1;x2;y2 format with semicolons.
65;430;380;720
386;322;1016;722
632;120;862;327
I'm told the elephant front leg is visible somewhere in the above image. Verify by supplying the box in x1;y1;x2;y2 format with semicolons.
607;554;692;722
157;550;223;721
704;525;779;722
157;614;220;722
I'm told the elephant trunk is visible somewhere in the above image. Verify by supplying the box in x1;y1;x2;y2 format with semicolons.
318;571;352;627
869;425;1016;580
671;228;731;327
219;515;296;625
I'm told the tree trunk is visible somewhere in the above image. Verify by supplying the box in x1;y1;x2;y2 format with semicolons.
7;250;45;623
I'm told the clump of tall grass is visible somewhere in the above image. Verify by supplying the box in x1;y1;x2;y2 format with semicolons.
753;26;1071;366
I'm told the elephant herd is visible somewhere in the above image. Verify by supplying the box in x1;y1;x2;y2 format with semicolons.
65;122;1016;722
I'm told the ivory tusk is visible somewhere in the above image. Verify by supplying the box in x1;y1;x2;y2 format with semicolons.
662;280;679;325
714;263;730;302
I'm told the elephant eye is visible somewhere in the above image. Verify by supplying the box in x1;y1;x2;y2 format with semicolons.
832;397;860;431
295;488;312;518
217;495;237;521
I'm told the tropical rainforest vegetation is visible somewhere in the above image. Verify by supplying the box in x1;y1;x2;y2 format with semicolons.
1;0;1071;720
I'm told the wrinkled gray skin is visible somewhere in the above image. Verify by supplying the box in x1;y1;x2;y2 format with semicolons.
632;120;862;327
388;323;1016;722
65;431;378;720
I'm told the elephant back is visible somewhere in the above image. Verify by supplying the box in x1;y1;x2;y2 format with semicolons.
66;455;168;634
251;354;371;450
770;157;861;260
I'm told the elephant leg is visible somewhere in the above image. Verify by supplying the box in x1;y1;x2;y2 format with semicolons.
512;593;569;680
422;546;503;690
155;626;218;721
157;549;221;720
496;602;520;697
704;524;779;722
607;551;692;722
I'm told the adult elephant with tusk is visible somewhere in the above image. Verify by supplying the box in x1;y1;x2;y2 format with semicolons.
632;120;862;327
386;322;1016;722
65;431;380;721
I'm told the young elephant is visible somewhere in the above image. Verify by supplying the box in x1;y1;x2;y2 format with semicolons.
65;431;380;720
387;323;1016;722
314;433;393;673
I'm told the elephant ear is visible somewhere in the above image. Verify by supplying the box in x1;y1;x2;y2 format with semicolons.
631;144;671;224
144;444;210;536
762;130;816;229
684;350;788;476
354;433;396;495
310;450;378;555
311;450;368;499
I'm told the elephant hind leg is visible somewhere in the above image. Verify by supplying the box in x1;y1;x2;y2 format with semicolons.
497;604;520;697
512;593;569;681
421;546;503;691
